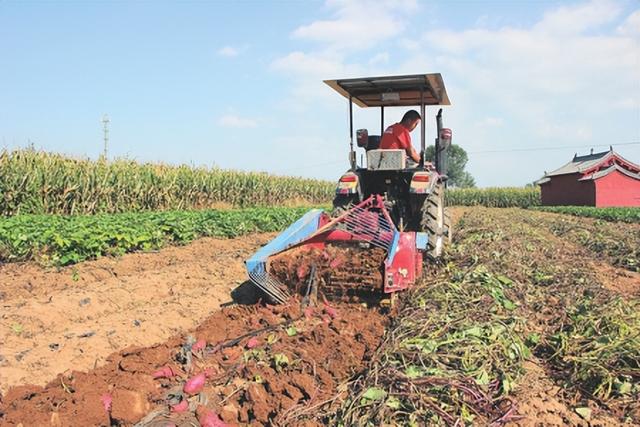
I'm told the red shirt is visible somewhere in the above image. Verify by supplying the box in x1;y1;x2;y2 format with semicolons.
380;123;411;151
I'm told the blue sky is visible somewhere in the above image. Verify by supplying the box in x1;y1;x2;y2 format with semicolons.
1;0;638;187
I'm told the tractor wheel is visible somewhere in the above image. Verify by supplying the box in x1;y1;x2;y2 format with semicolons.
420;182;446;260
444;208;453;245
332;195;358;217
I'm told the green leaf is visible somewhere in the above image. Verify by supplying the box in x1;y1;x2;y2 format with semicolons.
464;326;483;337
575;407;591;420
404;365;424;379
403;338;438;353
616;381;632;395
286;326;297;337
11;323;23;335
502;298;516;310
385;396;402;410
362;387;387;402
272;353;289;371
475;370;490;385
525;333;540;346
496;275;513;286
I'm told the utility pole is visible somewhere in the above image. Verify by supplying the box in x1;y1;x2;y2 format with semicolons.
101;114;110;159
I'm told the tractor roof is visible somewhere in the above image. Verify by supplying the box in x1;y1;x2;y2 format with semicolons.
324;73;451;108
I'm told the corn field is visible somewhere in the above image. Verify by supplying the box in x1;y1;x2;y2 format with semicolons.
0;149;335;215
447;187;541;208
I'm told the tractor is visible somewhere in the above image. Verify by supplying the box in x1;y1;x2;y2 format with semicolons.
326;74;453;259
246;74;453;304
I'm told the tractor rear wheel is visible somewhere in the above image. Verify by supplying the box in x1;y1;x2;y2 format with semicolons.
444;208;453;245
420;182;446;260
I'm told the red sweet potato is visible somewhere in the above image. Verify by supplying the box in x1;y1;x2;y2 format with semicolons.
171;399;189;413
152;365;176;379
184;372;207;395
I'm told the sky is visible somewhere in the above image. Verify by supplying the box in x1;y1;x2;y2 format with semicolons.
1;0;639;187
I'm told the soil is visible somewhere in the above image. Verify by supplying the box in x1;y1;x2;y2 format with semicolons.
0;299;386;426
0;233;276;396
510;360;625;427
454;208;639;426
268;243;386;298
1;207;637;426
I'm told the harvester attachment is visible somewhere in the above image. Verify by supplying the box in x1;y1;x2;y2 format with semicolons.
245;195;427;303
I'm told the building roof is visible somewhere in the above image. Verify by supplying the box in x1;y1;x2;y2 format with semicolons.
536;148;640;185
545;148;640;176
546;149;612;177
578;163;640;181
324;73;451;108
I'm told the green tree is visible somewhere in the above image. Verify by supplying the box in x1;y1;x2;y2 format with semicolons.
425;144;476;188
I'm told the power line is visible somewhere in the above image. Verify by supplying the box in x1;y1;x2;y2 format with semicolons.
277;141;640;174
467;141;640;155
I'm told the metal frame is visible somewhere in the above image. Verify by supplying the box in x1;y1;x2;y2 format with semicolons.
334;73;450;171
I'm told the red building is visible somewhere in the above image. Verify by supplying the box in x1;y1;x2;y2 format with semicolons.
537;148;640;207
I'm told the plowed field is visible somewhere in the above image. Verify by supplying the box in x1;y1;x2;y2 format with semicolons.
1;208;638;426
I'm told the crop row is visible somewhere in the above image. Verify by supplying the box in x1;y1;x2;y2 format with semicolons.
0;149;334;215
455;208;639;419
335;207;639;425
533;206;640;223
337;267;529;426
446;187;541;208
0;207;318;266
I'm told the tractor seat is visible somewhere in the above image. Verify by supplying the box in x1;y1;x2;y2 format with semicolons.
366;149;406;170
365;135;381;151
356;129;381;151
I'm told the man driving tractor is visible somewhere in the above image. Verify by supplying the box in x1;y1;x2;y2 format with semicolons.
379;110;422;164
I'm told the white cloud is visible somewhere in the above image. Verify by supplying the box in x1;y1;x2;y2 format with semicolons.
369;52;389;66
617;9;640;36
271;51;349;76
217;114;257;128
268;0;639;185
397;1;639;185
270;0;417;109
292;0;418;51
534;0;622;34
217;46;240;57
416;1;639;116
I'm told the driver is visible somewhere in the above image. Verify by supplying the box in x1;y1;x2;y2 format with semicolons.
379;110;422;164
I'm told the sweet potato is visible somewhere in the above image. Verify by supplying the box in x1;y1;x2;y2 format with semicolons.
152;366;176;379
196;405;228;427
100;393;112;413
184;372;207;395
192;339;206;352
171;399;189;413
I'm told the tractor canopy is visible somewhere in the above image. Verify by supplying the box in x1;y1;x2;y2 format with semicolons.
324;73;450;108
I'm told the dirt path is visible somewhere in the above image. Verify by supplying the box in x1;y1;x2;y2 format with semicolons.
0;233;275;396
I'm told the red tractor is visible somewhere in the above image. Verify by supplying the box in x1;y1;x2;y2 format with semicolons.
246;74;453;303
326;73;453;259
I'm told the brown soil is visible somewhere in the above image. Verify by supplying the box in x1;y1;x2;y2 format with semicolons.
510;360;629;427
268;243;386;298
589;261;640;298
0;233;276;396
0;299;386;426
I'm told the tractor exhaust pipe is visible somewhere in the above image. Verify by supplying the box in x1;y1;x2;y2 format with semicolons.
435;109;451;181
